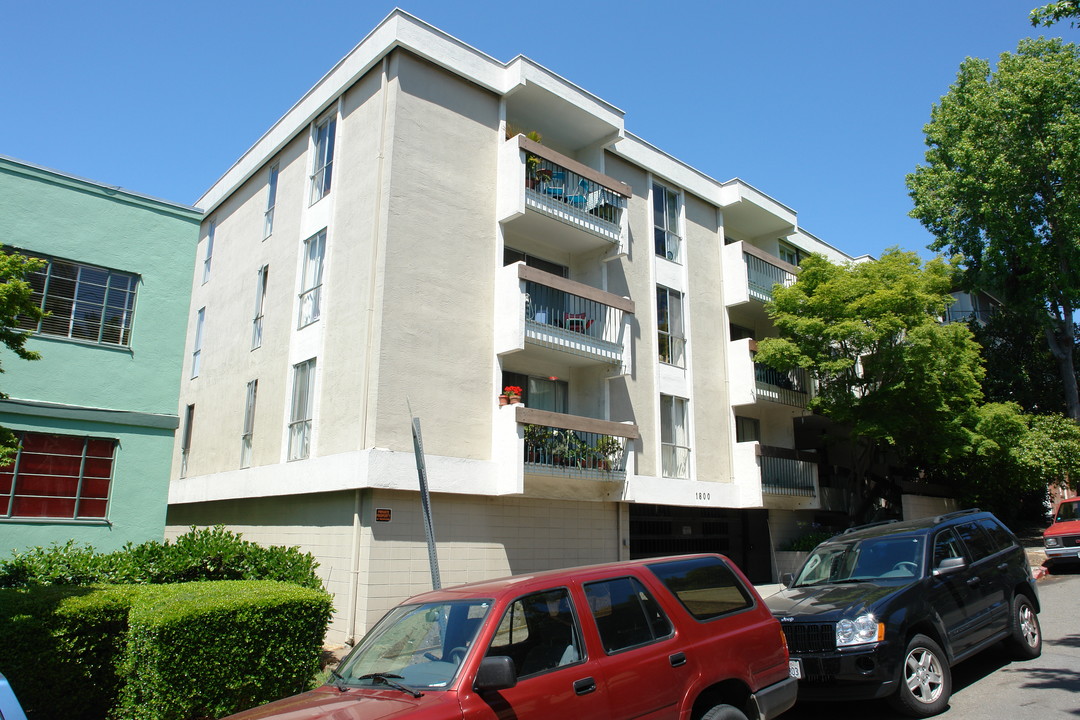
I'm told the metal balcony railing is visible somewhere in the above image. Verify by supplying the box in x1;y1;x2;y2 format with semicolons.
754;362;810;407
523;423;628;479
525;154;626;235
760;449;817;497
744;251;797;302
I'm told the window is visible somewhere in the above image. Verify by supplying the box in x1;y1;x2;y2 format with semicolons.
485;588;583;678
252;265;268;349
584;576;672;653
977;517;1016;553
933;528;965;568
298;231;326;328
180;404;194;478
0;432;117;520
191;307;205;378
264;164;279;239
203;220;215;283
653;182;681;262
661;395;689;479
503;372;568;413
241;379;258;468
648;556;754;620
735;416;760;443
288;359;316;460
657;287;685;367
503;247;569;277
14;252;138;347
778;242;803;266
310;115;336;204
955;521;996;561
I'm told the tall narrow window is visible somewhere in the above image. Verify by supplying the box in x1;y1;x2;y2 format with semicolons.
657;287;685;367
191;307;205;378
203;220;215;283
661;395;689;479
288;359;316;461
310;115;336;204
252;265;268;349
264;165;279;239
653;182;681;262
241;379;258;468
298;231;326;328
735;416;760;443
180;404;194;477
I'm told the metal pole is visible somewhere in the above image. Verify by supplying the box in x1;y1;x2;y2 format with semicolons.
409;404;441;590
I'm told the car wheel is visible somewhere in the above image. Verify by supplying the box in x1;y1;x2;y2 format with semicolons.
700;704;749;720
888;634;951;717
1006;594;1042;659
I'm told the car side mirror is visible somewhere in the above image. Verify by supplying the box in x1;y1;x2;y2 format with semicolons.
933;556;967;577
474;656;517;692
780;573;795;588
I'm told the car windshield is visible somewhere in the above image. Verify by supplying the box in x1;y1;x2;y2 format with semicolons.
1056;501;1079;522
336;600;491;691
794;536;925;586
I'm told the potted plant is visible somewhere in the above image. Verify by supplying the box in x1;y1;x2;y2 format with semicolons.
523;424;553;464
501;385;523;405
593;435;623;472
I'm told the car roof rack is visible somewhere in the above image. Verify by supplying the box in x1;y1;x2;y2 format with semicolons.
843;519;899;534
932;508;981;524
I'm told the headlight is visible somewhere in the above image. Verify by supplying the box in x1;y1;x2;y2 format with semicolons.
836;614;884;647
1045;537;1061;548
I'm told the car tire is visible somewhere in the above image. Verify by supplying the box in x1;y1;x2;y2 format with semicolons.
888;634;951;718
1006;593;1042;659
700;704;749;720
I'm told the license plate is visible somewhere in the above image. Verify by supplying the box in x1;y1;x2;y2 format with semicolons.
789;659;802;679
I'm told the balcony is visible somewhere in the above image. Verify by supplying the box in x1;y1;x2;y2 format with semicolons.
498;135;631;254
758;445;818;497
496;263;634;369
722;241;798;307
517;407;638;482
728;339;810;408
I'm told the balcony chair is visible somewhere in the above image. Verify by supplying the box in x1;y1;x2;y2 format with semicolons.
564;312;593;334
543;171;566;200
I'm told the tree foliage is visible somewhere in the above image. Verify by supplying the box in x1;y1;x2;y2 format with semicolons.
907;38;1080;420
0;248;45;461
756;250;985;520
1031;0;1080;27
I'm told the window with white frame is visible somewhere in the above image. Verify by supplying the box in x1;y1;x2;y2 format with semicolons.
778;242;803;267
180;404;194;477
653;182;681;262
310;115;336;204
288;359;316;461
660;395;690;479
264;165;279;239
0;432;118;520
13;252;139;347
252;265;268;349
657;286;686;367
240;379;258;468
298;231;325;328
191;307;205;378
203;220;215;283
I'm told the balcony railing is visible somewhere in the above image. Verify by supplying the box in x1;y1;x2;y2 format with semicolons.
759;445;818;497
744;249;797;303
754;361;810;408
517;407;638;481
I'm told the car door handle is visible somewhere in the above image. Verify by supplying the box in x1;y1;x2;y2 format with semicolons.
670;652;687;667
967;576;981;586
997;562;1009;572
574;677;597;695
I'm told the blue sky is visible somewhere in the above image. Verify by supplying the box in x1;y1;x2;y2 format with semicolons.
0;1;1053;259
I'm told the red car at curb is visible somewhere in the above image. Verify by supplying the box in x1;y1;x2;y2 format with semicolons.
1044;496;1080;563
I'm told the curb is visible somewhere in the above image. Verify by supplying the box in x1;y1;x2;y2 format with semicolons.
1031;565;1048;580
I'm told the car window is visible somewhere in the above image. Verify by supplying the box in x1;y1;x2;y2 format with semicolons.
976;517;1015;553
484;588;582;679
585;576;673;653
933;528;966;568
955;521;996;561
1056;501;1079;522
648;556;754;620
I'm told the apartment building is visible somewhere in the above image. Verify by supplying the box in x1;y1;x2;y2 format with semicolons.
166;10;854;644
0;155;200;552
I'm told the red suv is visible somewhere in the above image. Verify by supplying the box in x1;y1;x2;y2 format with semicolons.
226;554;795;720
1044;496;1080;563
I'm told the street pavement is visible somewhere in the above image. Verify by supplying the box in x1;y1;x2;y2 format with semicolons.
777;564;1080;719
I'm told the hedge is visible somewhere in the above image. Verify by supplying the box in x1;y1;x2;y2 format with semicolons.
0;581;333;720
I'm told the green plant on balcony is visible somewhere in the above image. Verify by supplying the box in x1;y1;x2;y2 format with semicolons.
550;429;587;467
593;435;623;472
523;424;553;463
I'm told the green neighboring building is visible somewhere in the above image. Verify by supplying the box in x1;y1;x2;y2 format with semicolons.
0;155;200;554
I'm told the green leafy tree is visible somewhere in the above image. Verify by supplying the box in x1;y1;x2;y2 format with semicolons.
907;38;1080;420
1031;0;1080;27
756;249;985;522
0;248;44;461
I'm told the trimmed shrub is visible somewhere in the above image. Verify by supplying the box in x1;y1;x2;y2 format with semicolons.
0;581;333;720
0;526;322;590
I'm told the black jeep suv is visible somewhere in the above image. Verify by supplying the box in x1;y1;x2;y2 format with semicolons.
766;509;1041;717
